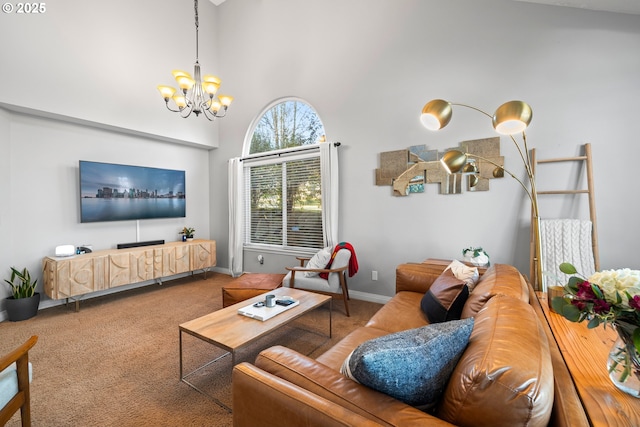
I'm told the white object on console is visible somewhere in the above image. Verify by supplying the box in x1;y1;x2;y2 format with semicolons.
55;245;75;257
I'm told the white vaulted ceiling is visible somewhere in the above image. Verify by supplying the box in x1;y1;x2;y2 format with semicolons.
209;0;640;15
512;0;640;15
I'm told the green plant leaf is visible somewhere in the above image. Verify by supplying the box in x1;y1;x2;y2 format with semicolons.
591;284;604;300
562;304;581;322
559;262;577;275
633;328;640;354
551;296;568;314
567;276;582;291
4;266;36;299
587;317;601;329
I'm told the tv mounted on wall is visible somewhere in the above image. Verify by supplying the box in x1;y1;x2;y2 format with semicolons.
79;161;186;223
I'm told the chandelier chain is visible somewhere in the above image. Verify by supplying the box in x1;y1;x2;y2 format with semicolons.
194;0;199;62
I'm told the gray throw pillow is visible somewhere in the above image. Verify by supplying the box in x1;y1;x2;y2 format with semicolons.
340;318;474;412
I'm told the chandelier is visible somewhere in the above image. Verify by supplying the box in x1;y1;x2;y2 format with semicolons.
157;0;233;121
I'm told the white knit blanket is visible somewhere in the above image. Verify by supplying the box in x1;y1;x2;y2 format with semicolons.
540;219;595;289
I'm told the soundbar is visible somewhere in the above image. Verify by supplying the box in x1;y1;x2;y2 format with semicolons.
117;239;165;249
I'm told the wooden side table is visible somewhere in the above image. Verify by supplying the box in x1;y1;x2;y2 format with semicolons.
535;291;640;426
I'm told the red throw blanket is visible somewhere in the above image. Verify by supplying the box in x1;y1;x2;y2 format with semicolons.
319;242;359;279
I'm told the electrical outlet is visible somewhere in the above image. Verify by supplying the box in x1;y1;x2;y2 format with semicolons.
372;270;378;281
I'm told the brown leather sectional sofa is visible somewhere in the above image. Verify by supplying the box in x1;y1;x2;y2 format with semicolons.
232;260;572;426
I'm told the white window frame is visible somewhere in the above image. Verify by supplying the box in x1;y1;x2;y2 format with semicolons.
242;145;323;255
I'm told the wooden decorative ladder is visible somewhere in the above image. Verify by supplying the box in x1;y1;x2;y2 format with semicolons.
530;143;599;290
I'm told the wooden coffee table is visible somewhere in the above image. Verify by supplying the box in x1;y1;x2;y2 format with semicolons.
179;287;332;410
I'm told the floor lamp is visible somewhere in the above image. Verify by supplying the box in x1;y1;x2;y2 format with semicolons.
420;99;545;291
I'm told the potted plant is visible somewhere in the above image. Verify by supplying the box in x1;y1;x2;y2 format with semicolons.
462;246;490;267
3;266;40;321
180;227;195;241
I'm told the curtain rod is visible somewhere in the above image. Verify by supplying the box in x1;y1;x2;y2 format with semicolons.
240;142;341;162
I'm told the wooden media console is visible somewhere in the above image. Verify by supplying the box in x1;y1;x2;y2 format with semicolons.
43;239;216;309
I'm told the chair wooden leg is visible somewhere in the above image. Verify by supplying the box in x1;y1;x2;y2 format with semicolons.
339;273;350;317
344;275;350;300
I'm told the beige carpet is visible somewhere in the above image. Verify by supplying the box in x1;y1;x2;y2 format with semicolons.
0;273;382;427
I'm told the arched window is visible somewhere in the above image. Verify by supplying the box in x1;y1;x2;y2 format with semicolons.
242;98;329;251
246;98;325;155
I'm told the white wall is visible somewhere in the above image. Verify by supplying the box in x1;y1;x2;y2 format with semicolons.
210;0;640;297
0;0;222;148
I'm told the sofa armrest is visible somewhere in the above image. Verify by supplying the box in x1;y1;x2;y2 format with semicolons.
396;262;448;294
232;362;382;427
253;346;454;426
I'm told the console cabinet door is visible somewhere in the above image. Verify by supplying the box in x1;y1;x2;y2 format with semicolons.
190;240;217;271
163;244;190;276
43;255;107;298
129;248;155;283
109;252;131;288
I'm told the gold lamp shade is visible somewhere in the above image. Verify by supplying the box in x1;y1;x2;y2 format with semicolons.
462;162;478;173
492;100;533;135
420;99;452;130
440;150;467;174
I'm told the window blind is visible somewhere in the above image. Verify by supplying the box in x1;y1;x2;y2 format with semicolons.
244;152;323;250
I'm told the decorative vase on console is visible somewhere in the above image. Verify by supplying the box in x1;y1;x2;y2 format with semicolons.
608;320;640;397
552;262;640;398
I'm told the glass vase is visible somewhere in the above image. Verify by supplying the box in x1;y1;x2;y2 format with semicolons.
607;322;640;398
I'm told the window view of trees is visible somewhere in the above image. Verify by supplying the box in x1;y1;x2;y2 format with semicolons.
246;100;325;249
250;100;325;154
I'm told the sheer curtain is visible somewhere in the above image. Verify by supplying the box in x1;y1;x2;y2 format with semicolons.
228;157;244;277
321;142;340;247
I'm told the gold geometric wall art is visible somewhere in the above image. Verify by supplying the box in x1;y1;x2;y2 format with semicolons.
375;137;503;196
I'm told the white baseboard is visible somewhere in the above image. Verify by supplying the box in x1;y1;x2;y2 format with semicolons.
348;290;392;305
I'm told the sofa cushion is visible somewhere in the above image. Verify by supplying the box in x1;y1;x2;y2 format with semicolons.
340;318;474;412
461;263;529;318
316;326;390;371
446;259;480;291
437;295;553;427
364;291;428;335
420;268;469;323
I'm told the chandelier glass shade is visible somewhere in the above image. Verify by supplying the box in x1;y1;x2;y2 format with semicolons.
157;0;232;121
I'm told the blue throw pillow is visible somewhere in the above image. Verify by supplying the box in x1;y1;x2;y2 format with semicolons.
340;318;474;412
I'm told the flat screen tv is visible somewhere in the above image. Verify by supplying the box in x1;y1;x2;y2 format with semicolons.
79;160;186;223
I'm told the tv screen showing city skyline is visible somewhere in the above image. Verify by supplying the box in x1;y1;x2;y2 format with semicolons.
79;160;186;223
